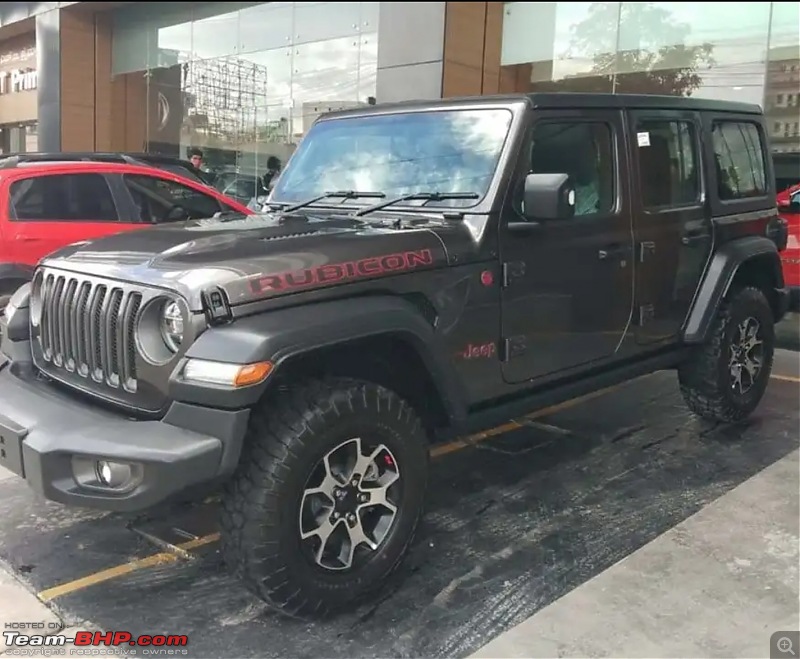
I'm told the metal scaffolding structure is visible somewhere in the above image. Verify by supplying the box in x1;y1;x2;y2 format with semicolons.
182;55;269;143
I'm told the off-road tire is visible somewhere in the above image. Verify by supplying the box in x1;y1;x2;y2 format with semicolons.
220;377;429;619
0;293;11;342
678;286;775;423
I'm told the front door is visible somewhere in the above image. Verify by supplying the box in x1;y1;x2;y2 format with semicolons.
499;108;635;384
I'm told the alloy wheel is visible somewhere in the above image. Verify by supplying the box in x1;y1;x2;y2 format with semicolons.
298;437;401;571
728;316;764;395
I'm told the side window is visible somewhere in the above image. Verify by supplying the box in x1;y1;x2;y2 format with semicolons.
9;173;119;222
636;120;700;210
529;121;615;216
122;174;223;223
711;121;767;201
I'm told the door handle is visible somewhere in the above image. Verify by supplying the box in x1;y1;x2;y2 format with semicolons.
598;244;630;260
681;230;707;246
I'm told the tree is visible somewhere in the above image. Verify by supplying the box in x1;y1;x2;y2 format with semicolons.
562;2;715;96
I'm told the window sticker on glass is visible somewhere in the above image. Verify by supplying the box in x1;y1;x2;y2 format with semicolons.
637;131;651;147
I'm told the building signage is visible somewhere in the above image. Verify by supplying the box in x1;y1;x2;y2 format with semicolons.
0;67;37;94
0;43;37;95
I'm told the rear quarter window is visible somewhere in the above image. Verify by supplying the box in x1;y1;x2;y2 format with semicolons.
8;173;119;222
711;121;768;201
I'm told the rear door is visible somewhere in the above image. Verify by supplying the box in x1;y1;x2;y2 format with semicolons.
626;108;709;347
5;171;136;265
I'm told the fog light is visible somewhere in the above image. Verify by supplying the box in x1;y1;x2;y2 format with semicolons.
96;460;132;488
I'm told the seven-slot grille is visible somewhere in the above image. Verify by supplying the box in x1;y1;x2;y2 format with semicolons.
35;272;143;392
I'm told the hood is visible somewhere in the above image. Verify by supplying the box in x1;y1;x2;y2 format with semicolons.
41;211;471;311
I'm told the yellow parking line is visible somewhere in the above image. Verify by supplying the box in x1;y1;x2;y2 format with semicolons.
37;533;220;602
430;420;523;458
771;374;800;383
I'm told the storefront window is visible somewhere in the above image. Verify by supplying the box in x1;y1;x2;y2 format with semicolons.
501;2;771;97
499;2;799;157
110;1;379;205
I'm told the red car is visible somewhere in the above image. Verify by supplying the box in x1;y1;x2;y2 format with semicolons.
777;181;800;311
0;153;253;314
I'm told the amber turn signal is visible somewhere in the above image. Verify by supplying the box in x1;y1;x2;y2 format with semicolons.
233;361;273;387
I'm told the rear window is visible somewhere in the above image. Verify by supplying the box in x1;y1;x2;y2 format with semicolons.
711;121;768;201
9;173;119;222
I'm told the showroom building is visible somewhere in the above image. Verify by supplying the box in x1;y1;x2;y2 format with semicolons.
0;1;798;177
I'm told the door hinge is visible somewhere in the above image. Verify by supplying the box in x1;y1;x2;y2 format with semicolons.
639;241;655;263
501;336;526;362
638;304;655;326
502;261;526;287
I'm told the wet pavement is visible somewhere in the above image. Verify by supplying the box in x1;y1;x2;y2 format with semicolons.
0;349;797;658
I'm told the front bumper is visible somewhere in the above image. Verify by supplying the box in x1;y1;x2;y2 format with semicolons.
0;358;249;513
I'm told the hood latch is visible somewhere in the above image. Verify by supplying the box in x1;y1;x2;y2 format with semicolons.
201;286;233;325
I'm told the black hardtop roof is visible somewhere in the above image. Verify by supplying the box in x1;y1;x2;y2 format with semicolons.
319;92;763;122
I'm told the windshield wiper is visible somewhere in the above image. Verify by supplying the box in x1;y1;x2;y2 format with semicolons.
353;191;480;217
283;190;385;213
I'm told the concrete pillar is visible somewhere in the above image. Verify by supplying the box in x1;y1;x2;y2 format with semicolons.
375;1;446;103
35;7;60;151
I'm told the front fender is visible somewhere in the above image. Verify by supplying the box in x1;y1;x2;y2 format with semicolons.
683;236;785;344
172;295;468;419
0;263;34;292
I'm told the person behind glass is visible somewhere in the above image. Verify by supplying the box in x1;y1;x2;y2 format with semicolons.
188;148;203;171
263;156;282;191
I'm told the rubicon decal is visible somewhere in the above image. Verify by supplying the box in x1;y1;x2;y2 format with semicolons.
249;249;435;294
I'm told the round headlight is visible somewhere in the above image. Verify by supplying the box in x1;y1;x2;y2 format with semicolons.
161;300;184;352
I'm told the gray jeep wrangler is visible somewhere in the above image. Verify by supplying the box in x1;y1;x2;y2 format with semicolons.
0;92;789;619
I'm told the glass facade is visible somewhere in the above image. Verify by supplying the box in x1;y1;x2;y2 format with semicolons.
0;123;37;154
499;1;800;155
111;1;379;202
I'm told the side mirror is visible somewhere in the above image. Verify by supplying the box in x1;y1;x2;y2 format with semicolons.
522;172;576;222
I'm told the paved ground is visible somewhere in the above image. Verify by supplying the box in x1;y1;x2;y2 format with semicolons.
0;346;797;658
776;312;799;352
471;448;800;659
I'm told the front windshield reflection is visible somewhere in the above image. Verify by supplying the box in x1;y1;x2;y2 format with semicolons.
270;108;514;208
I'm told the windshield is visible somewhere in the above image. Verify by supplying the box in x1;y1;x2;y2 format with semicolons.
270;108;514;208
156;163;205;184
